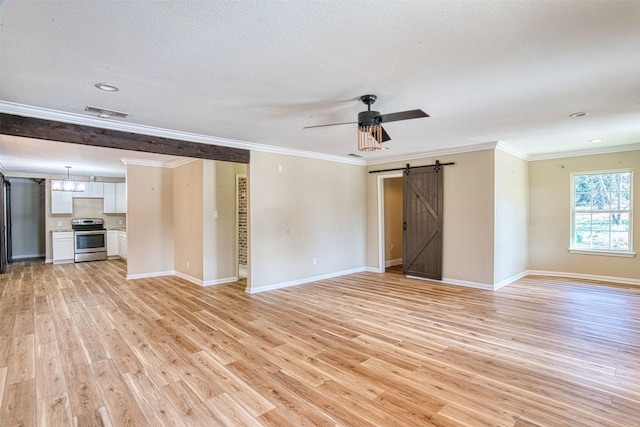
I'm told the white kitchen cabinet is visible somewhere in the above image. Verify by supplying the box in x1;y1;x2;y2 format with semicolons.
103;182;126;213
51;181;73;214
79;182;104;198
107;230;119;257
52;231;74;263
118;230;127;259
115;182;126;213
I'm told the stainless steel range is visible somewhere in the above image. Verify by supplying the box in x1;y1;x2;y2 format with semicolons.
72;218;107;262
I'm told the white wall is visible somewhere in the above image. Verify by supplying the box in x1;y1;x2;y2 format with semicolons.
248;151;366;292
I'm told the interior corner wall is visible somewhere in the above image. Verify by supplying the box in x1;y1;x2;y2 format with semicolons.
529;150;639;281
126;164;174;277
493;149;528;284
248;151;366;292
173;160;204;281
366;150;496;286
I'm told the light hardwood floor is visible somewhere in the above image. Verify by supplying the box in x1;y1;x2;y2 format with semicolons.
0;259;638;426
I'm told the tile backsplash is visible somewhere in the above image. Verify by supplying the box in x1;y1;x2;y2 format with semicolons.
49;198;125;230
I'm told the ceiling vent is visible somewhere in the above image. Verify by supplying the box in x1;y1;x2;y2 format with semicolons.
84;105;129;119
347;153;363;158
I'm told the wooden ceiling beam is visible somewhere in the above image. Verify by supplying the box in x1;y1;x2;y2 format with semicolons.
0;113;250;164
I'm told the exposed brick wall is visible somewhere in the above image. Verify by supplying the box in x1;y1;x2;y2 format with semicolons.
238;176;247;266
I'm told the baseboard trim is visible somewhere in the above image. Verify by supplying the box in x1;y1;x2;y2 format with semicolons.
126;270;238;287
407;275;494;291
12;253;45;260
126;270;174;280
248;267;367;294
385;258;403;268
526;270;640;286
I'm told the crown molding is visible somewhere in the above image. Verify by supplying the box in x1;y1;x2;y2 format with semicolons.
365;141;500;166
495;141;530;160
529;143;640;161
0;101;365;166
120;157;199;169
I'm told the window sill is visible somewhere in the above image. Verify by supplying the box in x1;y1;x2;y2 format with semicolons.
567;249;636;258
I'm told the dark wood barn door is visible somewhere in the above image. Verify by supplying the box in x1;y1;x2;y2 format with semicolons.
402;168;443;280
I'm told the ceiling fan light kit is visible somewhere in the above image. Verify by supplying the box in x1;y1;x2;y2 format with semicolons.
358;123;384;151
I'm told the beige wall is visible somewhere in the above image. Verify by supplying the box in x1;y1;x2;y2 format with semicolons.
248;151;366;292
204;161;247;282
173;159;248;284
494;149;529;284
383;177;403;263
366;150;496;286
529;151;639;281
173;160;204;280
126;164;174;277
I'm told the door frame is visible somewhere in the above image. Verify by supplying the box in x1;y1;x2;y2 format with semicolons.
376;172;403;273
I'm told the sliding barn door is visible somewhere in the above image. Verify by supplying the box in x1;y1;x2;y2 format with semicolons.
403;168;443;280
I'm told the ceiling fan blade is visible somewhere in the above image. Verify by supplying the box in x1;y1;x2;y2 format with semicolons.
303;121;357;129
379;109;429;123
381;126;391;142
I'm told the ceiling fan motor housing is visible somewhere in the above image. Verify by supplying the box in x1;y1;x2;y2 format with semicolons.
358;110;381;126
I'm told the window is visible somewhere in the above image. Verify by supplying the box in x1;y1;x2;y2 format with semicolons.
571;170;633;254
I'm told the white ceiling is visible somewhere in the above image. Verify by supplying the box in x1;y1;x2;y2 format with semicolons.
1;0;639;177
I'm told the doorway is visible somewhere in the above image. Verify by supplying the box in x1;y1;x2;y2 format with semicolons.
377;173;403;273
8;178;45;261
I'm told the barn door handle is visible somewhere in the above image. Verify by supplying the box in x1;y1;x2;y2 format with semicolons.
403;221;407;231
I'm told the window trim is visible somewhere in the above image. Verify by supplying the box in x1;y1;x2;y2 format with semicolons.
569;168;634;256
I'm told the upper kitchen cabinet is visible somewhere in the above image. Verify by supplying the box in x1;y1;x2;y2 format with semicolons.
103;182;126;213
50;180;73;214
79;182;104;198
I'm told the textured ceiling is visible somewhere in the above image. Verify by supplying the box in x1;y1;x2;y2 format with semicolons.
1;0;639;177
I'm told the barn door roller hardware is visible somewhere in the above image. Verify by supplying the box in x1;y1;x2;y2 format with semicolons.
368;160;455;174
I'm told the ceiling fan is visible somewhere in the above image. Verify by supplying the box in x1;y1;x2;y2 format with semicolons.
303;94;429;152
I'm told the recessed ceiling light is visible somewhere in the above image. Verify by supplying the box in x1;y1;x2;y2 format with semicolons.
381;146;390;150
569;112;588;118
589;138;603;143
94;82;119;92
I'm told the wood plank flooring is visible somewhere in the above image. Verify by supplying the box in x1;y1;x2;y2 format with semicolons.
1;259;639;426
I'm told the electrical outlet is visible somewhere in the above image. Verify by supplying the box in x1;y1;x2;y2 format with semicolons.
186;261;190;269
119;219;123;225
312;258;317;265
213;211;219;219
57;221;62;227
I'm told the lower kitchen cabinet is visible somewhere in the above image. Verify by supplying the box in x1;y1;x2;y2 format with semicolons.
118;230;127;260
107;230;119;257
52;231;74;263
